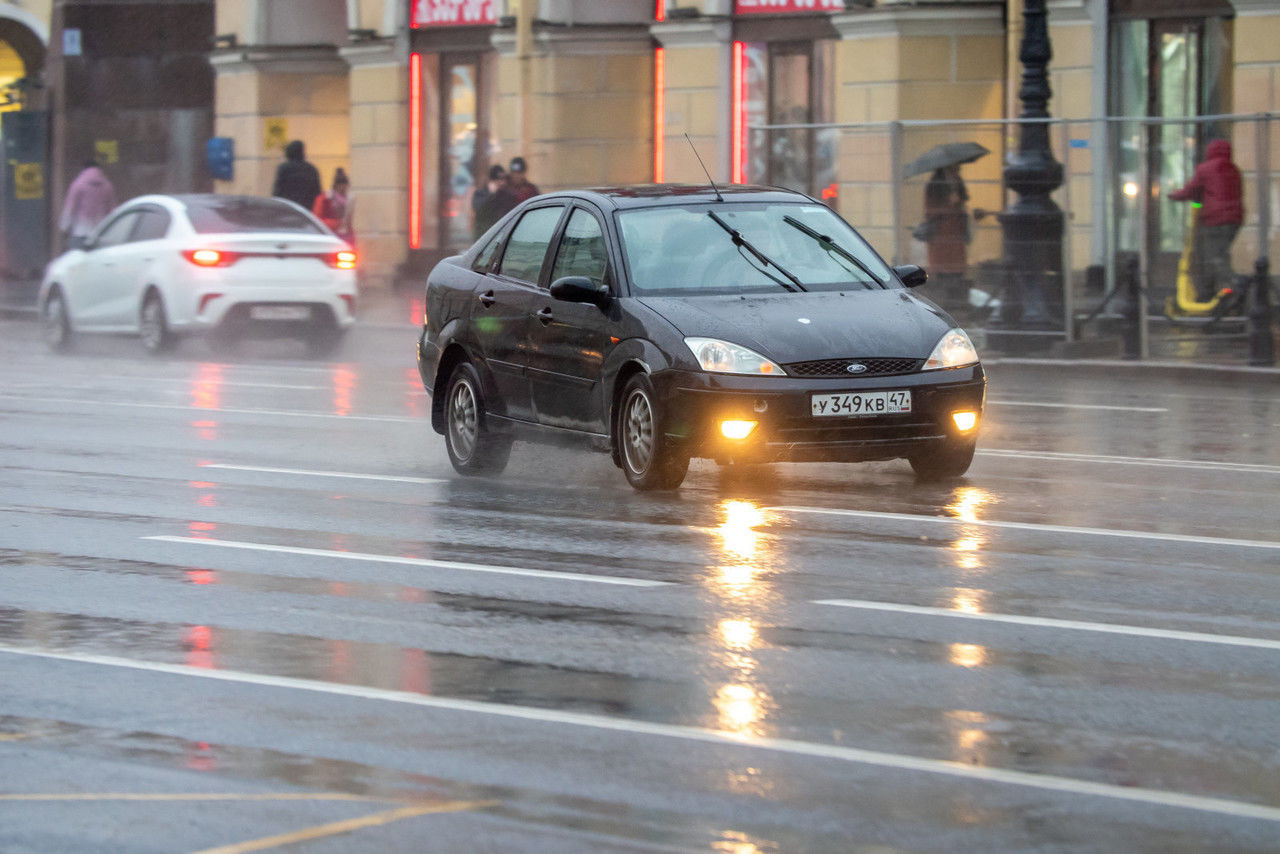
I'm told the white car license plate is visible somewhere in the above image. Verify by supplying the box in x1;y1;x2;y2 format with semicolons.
811;390;912;417
250;305;311;321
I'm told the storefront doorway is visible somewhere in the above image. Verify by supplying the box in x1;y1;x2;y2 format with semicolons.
1110;10;1232;292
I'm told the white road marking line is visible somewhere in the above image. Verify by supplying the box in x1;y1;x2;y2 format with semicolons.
201;464;446;485
767;506;1280;550
142;536;671;588
978;448;1280;475
812;599;1280;651
986;399;1168;413
4;646;1280;824
0;394;418;424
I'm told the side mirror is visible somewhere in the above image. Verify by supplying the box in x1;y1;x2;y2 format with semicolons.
550;276;611;306
893;264;928;288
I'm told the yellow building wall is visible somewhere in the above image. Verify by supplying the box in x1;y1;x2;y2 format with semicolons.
347;56;408;287
833;13;1005;263
1231;5;1280;264
213;64;350;201
660;43;726;183
495;36;653;192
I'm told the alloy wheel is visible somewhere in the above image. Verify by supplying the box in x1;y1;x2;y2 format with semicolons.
622;389;655;474
448;378;479;461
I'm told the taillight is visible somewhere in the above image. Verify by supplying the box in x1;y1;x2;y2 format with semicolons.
183;249;237;267
329;250;357;270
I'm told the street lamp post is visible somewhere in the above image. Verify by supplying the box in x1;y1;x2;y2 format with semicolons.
993;0;1063;330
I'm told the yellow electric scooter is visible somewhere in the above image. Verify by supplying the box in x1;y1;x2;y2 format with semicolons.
1164;205;1241;318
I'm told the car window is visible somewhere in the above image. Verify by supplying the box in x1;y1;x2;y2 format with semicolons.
549;208;609;288
184;197;324;235
498;206;564;283
93;212;141;248
617;202;895;296
472;230;503;273
132;209;171;242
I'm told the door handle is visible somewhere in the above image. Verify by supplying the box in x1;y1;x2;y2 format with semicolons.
535;307;554;325
478;290;496;308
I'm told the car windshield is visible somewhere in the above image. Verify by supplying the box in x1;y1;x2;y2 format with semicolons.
617;202;895;296
185;198;324;235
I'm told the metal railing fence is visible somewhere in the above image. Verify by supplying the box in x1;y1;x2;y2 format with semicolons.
748;113;1278;360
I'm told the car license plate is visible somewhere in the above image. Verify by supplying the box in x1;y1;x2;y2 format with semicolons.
250;305;311;321
811;390;911;417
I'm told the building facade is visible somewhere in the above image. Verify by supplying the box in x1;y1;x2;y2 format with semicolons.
5;0;1275;289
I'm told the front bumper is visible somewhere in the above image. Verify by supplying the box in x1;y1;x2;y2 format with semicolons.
656;365;986;463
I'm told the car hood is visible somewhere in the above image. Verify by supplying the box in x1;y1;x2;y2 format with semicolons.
637;290;954;364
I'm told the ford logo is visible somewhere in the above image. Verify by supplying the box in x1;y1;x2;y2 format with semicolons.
846;363;869;374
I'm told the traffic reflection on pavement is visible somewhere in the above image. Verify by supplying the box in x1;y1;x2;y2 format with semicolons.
706;500;776;741
331;366;355;416
189;362;223;441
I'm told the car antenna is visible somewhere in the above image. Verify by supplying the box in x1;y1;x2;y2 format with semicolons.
685;133;724;202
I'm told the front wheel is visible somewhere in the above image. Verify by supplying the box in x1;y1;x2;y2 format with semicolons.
443;361;512;476
140;292;176;354
42;289;73;352
617;374;690;491
909;437;977;481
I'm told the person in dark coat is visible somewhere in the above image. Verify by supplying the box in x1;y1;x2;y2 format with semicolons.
923;165;970;309
1170;139;1244;301
272;140;322;211
471;164;507;238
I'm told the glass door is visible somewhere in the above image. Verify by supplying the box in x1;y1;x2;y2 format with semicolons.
438;52;492;251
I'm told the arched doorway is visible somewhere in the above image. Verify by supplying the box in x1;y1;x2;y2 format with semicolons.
0;4;47;110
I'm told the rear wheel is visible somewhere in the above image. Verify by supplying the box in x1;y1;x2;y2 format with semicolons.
42;289;73;352
617;373;689;491
909;437;977;481
140;292;176;354
443;361;512;476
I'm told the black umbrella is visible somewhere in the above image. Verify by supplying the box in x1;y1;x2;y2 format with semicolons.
903;142;990;179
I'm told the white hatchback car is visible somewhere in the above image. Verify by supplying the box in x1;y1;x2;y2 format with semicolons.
40;194;358;355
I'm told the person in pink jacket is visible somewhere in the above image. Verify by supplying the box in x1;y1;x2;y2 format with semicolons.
59;161;117;250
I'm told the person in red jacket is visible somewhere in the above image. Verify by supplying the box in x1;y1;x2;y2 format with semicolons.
1170;139;1243;301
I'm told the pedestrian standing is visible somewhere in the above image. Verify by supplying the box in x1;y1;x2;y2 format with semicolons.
272;140;322;211
59;160;116;250
922;165;971;309
313;167;354;244
1170;139;1243;302
471;163;507;238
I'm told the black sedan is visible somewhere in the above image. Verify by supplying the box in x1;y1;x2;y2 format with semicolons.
417;185;985;490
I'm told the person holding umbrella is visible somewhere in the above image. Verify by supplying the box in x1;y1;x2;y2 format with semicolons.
906;142;989;312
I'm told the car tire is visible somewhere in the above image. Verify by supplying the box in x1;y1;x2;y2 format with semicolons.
140;292;176;354
617;373;690;491
909;437;977;481
443;361;512;476
42;289;73;352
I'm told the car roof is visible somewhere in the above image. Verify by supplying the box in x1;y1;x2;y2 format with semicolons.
544;184;816;211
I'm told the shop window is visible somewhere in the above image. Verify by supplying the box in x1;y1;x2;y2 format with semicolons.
736;40;836;202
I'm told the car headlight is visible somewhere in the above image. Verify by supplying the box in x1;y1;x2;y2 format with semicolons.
923;328;980;370
684;337;783;375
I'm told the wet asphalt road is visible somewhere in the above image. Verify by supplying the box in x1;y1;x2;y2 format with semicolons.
1;311;1279;853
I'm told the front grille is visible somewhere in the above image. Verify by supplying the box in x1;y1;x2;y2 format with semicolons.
783;357;922;378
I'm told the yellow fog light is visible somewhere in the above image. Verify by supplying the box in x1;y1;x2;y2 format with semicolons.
952;411;978;433
720;420;757;440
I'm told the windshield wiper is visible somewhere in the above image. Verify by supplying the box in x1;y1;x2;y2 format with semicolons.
782;215;886;288
707;211;805;293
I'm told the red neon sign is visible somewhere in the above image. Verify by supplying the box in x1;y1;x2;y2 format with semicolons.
409;52;422;249
411;0;498;28
655;0;666;22
653;47;665;182
731;41;745;184
734;0;845;13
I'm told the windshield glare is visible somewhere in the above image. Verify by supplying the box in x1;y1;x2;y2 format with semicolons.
618;202;895;295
